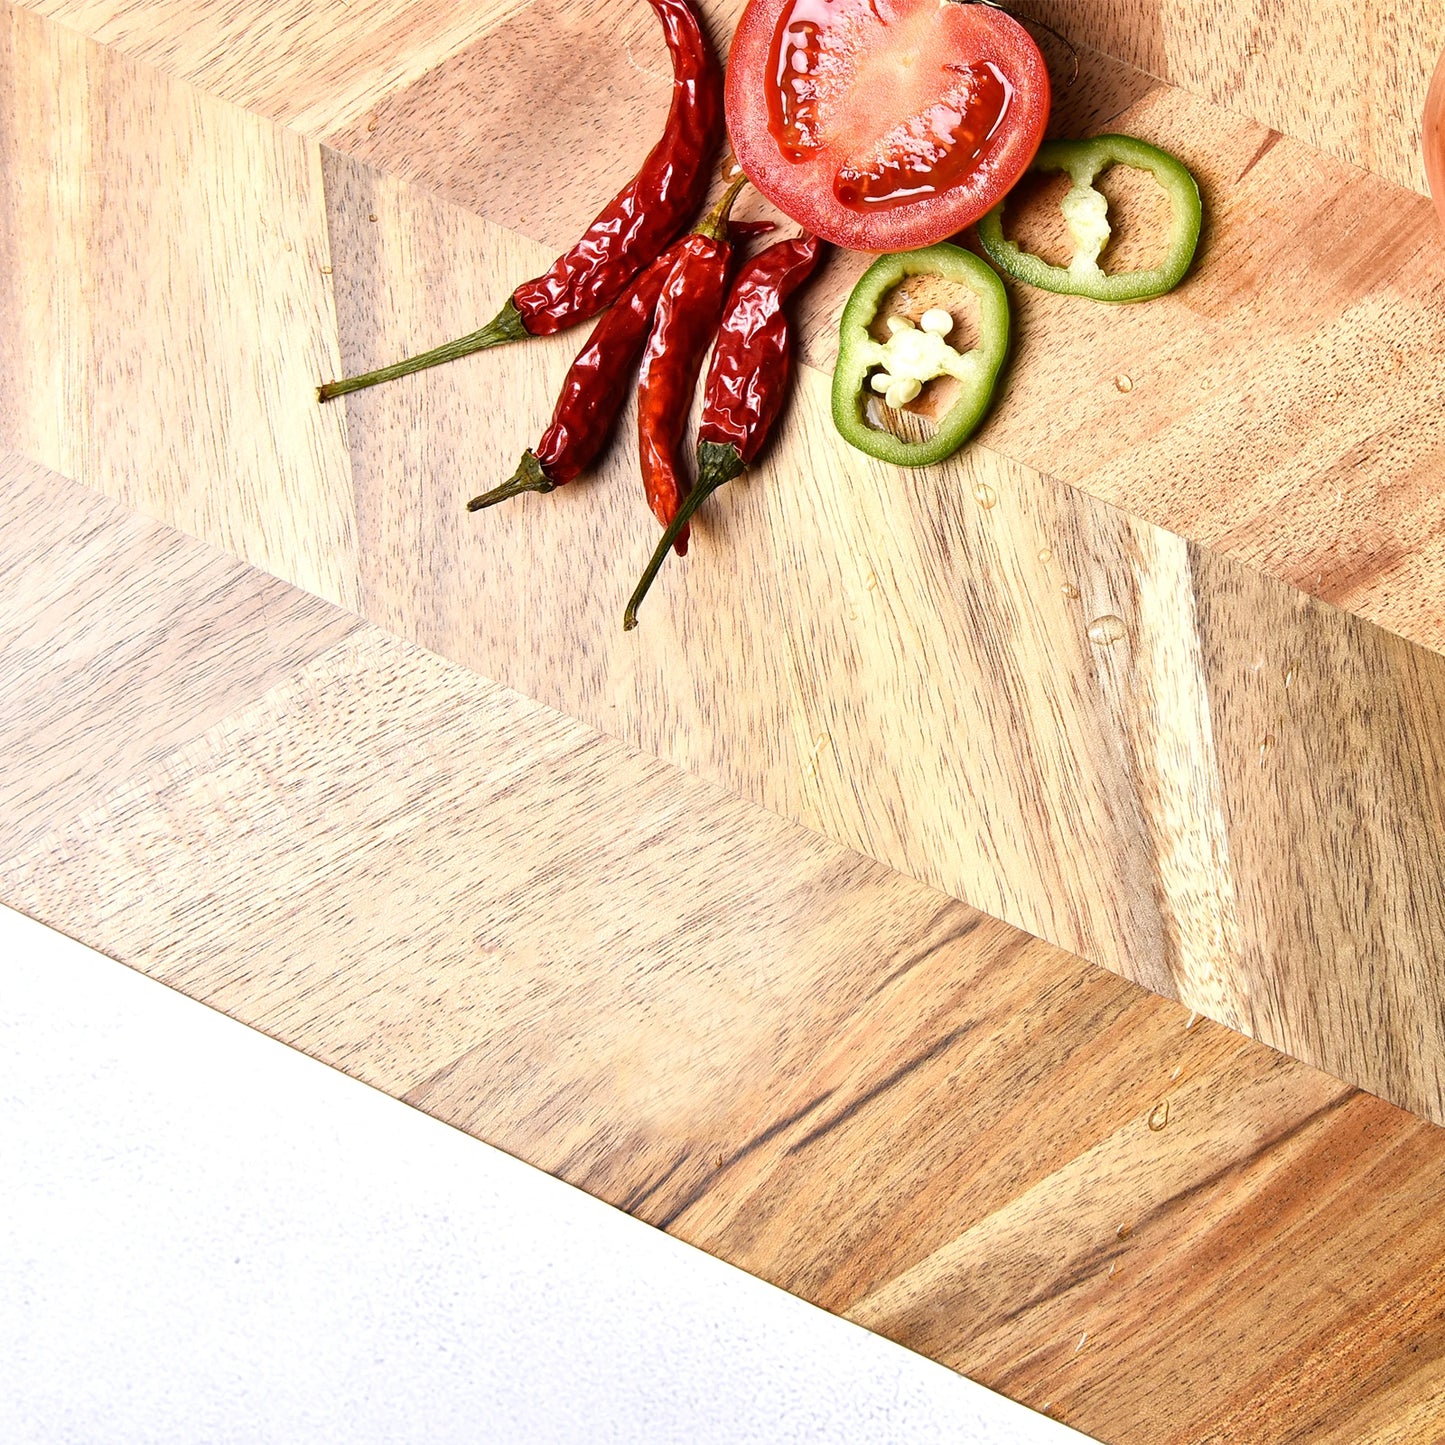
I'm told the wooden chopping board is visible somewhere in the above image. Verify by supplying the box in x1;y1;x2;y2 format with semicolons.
6;0;1445;1438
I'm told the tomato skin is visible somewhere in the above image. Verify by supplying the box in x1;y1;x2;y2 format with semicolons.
726;0;1051;252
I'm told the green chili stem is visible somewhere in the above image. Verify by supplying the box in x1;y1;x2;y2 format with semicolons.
467;450;556;512
623;442;745;631
694;175;750;242
317;299;529;402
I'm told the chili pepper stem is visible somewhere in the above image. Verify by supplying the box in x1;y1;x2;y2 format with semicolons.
467;450;556;512
317;299;530;402
622;441;745;631
695;174;750;242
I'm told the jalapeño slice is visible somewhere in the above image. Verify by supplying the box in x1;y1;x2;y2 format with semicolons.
977;134;1202;303
832;243;1010;468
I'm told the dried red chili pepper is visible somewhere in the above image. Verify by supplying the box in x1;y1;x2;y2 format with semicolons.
634;175;749;562
466;250;677;513
694;232;821;476
318;0;722;403
624;232;821;630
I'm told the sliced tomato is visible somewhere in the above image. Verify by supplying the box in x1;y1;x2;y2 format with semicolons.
725;0;1051;251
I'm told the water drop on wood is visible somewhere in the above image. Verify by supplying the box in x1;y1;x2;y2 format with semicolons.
1114;373;1134;393
1061;582;1080;600
972;482;997;510
1087;614;1127;646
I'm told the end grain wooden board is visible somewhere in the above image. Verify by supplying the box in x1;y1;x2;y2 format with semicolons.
7;453;1445;1445
9;1;1445;1437
8;2;1445;1117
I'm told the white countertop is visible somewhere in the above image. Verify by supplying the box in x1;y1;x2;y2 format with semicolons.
0;905;1097;1444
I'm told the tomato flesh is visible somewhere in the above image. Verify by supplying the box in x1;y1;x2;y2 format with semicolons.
728;0;1050;251
830;62;1012;210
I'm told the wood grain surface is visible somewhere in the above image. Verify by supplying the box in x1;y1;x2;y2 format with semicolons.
319;7;1445;653
8;456;1445;1445
9;3;1445;1123
0;2;358;607
28;0;1445;199
16;0;1445;648
10;4;1445;1437
10;0;1445;651
1027;0;1445;198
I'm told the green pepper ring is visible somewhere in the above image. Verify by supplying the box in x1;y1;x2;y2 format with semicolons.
831;243;1011;470
976;134;1202;303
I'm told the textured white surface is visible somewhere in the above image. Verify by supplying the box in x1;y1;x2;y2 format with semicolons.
0;905;1098;1445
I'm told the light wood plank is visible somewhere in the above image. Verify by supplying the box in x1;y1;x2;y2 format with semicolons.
0;2;359;607
0;453;360;858
1028;0;1445;197
21;0;534;136
6;464;1445;1444
24;0;1445;200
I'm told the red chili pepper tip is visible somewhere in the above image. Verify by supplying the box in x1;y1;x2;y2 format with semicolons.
633;178;749;566
622;440;745;630
625;232;822;630
468;252;677;516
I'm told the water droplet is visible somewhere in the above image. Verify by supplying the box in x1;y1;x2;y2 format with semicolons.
1114;373;1134;393
973;482;998;510
1074;1332;1088;1353
368;212;378;222
1107;1261;1117;1278
1259;732;1277;765
366;114;379;132
1038;547;1053;564
864;569;878;592
1184;1011;1199;1031
1116;1223;1133;1241
1170;1066;1182;1080
722;154;745;181
1147;1101;1170;1132
1284;662;1298;690
1088;614;1127;647
1061;582;1080;600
